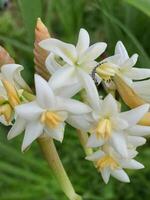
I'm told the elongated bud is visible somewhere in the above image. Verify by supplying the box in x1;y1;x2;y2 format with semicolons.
0;46;15;67
2;80;20;108
113;75;145;108
114;75;150;126
0;104;12;123
34;18;50;80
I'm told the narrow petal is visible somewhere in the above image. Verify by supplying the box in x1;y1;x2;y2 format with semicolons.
78;42;107;64
120;104;150;126
127;136;146;147
120;54;138;69
76;28;90;55
125;68;150;80
86;149;105;161
115;41;129;61
22;121;44;152
101;168;111;184
45;53;62;74
121;159;144;169
78;69;100;111
127;125;150;136
15;101;43;121
111;132;128;158
55;96;92;114
7;117;26;140
111;169;130;183
39;38;77;65
102;54;121;66
44;123;65;142
35;74;55;109
87;134;105;148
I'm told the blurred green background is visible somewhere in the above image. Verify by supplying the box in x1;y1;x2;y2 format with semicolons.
0;0;150;199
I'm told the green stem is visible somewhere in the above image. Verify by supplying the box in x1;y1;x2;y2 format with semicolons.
38;137;82;200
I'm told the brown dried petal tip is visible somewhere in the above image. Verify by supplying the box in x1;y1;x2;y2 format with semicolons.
0;46;15;67
34;18;50;80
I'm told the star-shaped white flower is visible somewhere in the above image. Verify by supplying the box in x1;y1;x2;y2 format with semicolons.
87;93;149;157
86;145;144;184
39;28;107;96
7;74;92;151
97;41;150;86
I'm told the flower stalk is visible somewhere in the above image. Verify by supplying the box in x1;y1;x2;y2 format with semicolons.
38;137;82;200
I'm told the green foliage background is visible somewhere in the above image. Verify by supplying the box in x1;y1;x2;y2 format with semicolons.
0;0;150;199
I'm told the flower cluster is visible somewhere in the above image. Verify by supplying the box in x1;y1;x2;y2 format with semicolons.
1;23;150;189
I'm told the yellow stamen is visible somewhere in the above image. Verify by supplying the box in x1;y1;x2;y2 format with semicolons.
96;63;117;81
0;103;12;123
96;119;112;140
2;80;20;108
96;155;119;171
40;111;62;129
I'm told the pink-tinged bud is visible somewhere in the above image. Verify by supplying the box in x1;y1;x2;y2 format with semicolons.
0;46;15;66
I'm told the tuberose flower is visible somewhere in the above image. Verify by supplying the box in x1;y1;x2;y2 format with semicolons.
7;74;92;151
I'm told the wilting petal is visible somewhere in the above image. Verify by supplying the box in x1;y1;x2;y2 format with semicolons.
22;121;44;151
119;104;149;126
76;28;90;55
7;117;26;140
39;38;77;65
86;149;105;161
127;125;150;136
78;42;107;64
87;134;105;147
35;74;55;109
111;169;130;183
121;159;144;169
78;69;100;111
44;122;65;142
15;101;43;121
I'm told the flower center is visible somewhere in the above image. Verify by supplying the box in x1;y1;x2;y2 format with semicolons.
96;118;112;140
40;111;62;129
96;63;117;81
96;155;119;171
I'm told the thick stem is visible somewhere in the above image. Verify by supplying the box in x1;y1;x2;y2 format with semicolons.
38;137;82;200
77;130;93;156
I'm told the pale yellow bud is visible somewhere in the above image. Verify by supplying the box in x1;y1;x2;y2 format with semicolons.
0;103;12;123
96;118;112;140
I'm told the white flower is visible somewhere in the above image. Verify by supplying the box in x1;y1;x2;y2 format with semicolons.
87;93;149;157
7;74;92;151
97;41;150;86
86;145;144;184
39;28;107;96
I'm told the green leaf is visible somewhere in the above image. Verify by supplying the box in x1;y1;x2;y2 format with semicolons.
124;0;150;17
17;0;42;44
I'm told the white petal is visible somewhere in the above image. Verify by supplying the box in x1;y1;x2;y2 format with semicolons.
1;64;31;91
120;54;138;69
115;41;129;61
87;134;105;147
101;167;111;184
7;117;26;140
78;69;100;111
121;159;144;169
67;114;92;131
15;101;43;121
78;42;107;64
111;132;128;158
101;94;118;117
49;66;77;91
112;117;128;130
44;122;65;142
45;53;62;74
35;74;55;109
125;67;150;80
127;125;150;136
102;54;121;66
39;38;77;65
76;28;90;55
127;136;146;147
85;149;105;161
55;96;92;114
111;169;130;183
119;104;149;126
22;121;44;152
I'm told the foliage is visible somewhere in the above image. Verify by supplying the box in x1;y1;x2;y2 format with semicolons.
0;0;150;199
